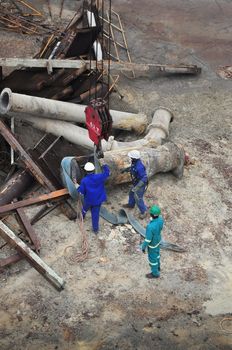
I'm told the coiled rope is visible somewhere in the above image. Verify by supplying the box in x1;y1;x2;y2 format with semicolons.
220;317;232;334
64;198;89;264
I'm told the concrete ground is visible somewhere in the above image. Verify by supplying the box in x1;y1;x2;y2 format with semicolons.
0;0;232;349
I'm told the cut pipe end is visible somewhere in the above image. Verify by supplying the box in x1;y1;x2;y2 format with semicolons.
153;107;174;122
0;88;12;115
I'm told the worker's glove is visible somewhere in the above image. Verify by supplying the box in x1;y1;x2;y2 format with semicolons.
142;248;146;254
77;192;84;204
73;182;79;189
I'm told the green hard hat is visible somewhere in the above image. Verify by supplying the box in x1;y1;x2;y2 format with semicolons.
150;205;161;216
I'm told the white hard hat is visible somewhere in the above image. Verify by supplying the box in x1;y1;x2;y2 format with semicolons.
128;150;141;159
84;162;95;171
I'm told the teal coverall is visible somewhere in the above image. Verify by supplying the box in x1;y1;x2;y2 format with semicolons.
142;216;164;277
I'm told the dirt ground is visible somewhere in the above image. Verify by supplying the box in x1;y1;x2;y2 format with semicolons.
0;0;232;349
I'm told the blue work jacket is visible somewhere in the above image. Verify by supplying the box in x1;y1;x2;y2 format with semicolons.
142;216;164;251
77;165;110;206
131;159;148;186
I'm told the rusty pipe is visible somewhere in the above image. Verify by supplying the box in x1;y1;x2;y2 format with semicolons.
102;142;185;185
0;169;34;206
5;107;173;151
111;107;173;149
0;88;148;134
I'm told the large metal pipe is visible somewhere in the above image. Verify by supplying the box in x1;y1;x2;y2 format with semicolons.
0;88;148;134
113;107;173;148
102;142;185;185
0;169;34;206
5;108;173;151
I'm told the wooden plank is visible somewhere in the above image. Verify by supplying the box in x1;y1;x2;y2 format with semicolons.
0;188;69;216
0;221;65;291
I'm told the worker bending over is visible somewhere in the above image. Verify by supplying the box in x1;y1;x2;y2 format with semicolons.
77;162;110;234
142;205;164;279
123;150;148;219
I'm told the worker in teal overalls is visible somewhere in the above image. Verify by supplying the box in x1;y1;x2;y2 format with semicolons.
141;205;164;279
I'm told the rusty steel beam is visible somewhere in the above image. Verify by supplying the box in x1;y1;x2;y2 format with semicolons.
0;221;65;290
0;120;77;220
16;207;41;252
0;58;201;75
0;188;69;216
0;253;22;267
0;120;55;190
30;203;60;225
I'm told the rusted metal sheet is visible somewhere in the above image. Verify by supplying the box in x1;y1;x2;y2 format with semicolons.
0;188;69;216
30;133;89;188
0;221;65;291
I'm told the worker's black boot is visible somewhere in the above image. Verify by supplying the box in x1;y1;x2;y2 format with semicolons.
146;273;160;279
139;212;147;219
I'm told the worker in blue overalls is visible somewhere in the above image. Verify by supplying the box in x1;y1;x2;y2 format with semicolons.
77;162;110;234
141;205;164;279
123;150;148;219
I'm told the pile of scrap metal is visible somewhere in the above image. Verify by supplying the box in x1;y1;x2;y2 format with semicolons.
0;0;130;289
0;0;197;289
0;0;54;35
0;119;71;291
0;106;185;292
0;0;126;102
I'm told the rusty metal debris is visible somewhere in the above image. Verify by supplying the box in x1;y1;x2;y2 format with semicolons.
0;120;77;220
102;9;135;78
0;220;65;290
0;1;198;287
59;0;65;18
0;1;53;35
0;188;69;216
217;66;232;80
10;0;42;17
15;206;41;252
